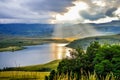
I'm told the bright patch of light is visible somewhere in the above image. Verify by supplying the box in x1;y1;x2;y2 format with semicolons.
55;1;89;23
65;48;72;57
74;1;89;10
114;8;120;18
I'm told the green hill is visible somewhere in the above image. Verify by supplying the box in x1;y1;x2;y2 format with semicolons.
67;34;120;49
2;60;60;71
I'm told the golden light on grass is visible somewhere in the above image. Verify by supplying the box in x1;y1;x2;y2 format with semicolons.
52;37;76;41
64;37;77;41
0;71;49;80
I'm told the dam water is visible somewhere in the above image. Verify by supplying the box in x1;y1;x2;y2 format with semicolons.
0;43;69;69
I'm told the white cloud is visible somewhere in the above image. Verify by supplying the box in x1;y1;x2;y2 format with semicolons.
114;8;120;18
0;0;119;23
0;0;76;23
53;0;120;24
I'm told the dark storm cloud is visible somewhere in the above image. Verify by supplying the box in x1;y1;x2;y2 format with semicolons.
0;0;76;23
105;7;117;17
24;0;75;13
80;11;105;20
79;0;120;21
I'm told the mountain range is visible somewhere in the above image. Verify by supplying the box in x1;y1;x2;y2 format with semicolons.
0;24;54;38
0;20;120;38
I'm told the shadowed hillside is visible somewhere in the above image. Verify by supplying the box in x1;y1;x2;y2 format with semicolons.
67;34;120;49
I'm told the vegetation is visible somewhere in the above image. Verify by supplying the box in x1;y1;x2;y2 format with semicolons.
46;71;115;80
67;34;120;49
0;71;49;80
0;46;25;52
47;41;120;80
0;60;60;80
0;38;68;52
1;60;60;72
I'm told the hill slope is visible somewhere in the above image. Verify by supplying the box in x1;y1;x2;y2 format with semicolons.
2;60;60;71
67;34;120;49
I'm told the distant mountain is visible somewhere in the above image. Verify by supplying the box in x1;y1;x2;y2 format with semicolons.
0;20;120;39
0;24;54;38
91;20;120;34
55;20;120;39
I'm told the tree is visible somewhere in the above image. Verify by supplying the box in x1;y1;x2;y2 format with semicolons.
94;44;120;79
86;41;101;72
49;70;56;80
49;42;120;80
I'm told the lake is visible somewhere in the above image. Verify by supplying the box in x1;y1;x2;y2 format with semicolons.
0;43;70;69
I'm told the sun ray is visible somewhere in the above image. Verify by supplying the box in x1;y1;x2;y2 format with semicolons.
54;1;89;23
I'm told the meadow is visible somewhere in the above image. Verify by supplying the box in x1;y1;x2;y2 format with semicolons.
0;71;49;80
0;60;60;80
2;60;60;71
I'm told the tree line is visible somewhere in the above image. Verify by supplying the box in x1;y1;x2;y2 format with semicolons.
46;41;120;80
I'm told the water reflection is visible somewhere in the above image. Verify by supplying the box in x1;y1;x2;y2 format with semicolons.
0;43;70;69
51;43;68;59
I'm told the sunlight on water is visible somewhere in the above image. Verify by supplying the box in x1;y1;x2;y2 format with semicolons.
0;43;70;68
51;43;70;59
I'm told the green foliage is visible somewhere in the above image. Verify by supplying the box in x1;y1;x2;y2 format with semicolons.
94;44;120;79
94;60;113;76
49;41;120;80
86;41;101;72
49;70;56;80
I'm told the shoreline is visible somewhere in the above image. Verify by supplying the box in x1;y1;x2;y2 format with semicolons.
0;46;26;52
0;38;70;52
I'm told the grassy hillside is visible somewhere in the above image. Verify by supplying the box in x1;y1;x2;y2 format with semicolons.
18;60;60;71
2;60;60;71
0;60;60;79
67;34;120;49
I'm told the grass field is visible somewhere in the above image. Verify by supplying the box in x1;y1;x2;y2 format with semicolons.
2;60;60;72
0;60;60;80
0;71;49;80
50;72;115;80
18;60;61;71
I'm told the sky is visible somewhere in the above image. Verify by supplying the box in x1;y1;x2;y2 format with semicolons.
0;0;120;24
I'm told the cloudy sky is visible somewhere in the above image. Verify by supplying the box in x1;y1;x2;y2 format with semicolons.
0;0;120;24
